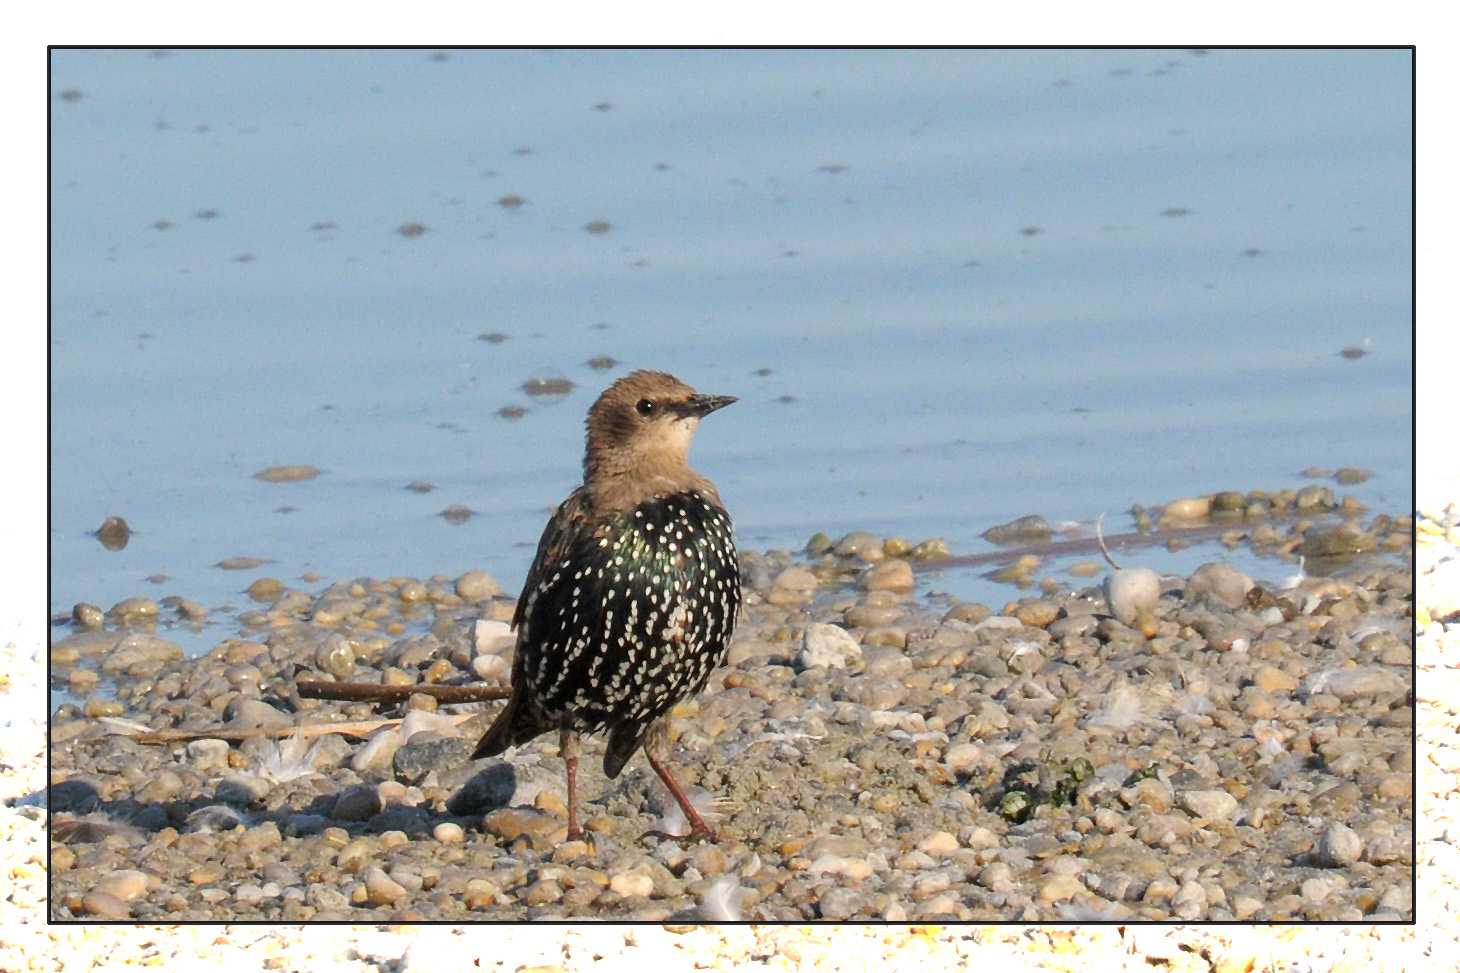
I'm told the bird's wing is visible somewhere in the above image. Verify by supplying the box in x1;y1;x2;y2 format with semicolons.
513;486;590;639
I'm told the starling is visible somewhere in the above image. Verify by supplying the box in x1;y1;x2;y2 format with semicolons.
473;370;740;843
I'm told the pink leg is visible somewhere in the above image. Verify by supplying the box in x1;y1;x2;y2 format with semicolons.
641;719;718;843
561;727;584;842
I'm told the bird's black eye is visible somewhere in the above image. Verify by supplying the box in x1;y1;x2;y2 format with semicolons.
635;398;655;416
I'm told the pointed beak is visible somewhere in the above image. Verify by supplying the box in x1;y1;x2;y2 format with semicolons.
684;393;737;418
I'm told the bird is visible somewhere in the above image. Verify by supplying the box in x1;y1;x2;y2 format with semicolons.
472;369;741;844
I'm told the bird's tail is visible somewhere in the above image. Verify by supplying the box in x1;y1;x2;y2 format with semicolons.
471;690;550;760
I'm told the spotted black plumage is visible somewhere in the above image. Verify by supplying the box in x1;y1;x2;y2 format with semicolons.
472;370;740;843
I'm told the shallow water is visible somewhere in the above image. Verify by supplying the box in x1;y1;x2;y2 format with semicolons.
50;48;1413;656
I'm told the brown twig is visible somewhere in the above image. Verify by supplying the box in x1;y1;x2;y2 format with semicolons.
295;680;512;704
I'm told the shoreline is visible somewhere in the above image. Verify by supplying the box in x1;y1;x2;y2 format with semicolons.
2;498;1443;968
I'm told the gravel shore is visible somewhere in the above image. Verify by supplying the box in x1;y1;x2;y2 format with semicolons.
5;494;1445;969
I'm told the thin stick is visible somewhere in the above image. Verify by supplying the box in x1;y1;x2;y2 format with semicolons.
295;680;512;704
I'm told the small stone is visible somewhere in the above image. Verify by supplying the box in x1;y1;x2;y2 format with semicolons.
72;603;106;629
833;531;885;558
1301;522;1377;557
1184;562;1253;608
109;597;160;622
247;577;285;603
224;698;293;729
609;869;655;898
1294;484;1336;510
1012;600;1057;628
473;619;515;657
768;566;819;605
1163;497;1212;520
1178;789;1239;823
817;886;866;920
1106;567;1160;625
1315;822;1362;867
216;774;273;807
314;634;357;680
134;769;185;804
796;623;862;670
79;891;131;919
982;515;1052;546
363;866;407;906
457;571;503;603
1037;872;1085;906
917;831;959;855
1252;665;1299;693
483;807;563;849
92;870;149;902
1303;667;1406;700
254;464;321;483
860;559;914;592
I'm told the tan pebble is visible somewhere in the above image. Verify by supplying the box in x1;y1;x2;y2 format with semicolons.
421;658;456;683
398;580;427;602
247;578;285;603
405;692;437;712
82;697;123;718
883;536;912;557
79;891;131;919
363;866;407;905
110;597;160;620
189;863;226;885
910;538;950;559
609;870;655;898
1375;773;1412;800
691;845;729;876
534;790;568;815
1012;600;1057;628
861;559;914;592
1162;496;1211;520
1252;665;1298;693
917;831;959;855
844;602;903;628
1037;872;1085;905
432;822;464;843
254;464;321;482
472;653;509;681
552;840;594;862
92;869;149;901
523;879;564;906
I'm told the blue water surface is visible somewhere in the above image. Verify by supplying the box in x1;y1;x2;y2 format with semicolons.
50;48;1413;656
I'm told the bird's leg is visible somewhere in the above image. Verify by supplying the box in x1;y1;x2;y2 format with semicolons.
561;727;584;842
640;718;718;843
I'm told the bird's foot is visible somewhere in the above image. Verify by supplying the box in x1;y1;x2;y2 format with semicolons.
639;824;718;844
558;828;596;855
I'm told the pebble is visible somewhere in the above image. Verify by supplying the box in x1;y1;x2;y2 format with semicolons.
1316;822;1363;868
859;559;913;592
795;624;862;670
1105;567;1160;625
1184;562;1253;608
35;496;1421;936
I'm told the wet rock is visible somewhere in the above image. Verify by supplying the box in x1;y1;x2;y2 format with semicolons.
983;515;1053;546
860;559;914;593
456;570;503;603
1301;522;1378;558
